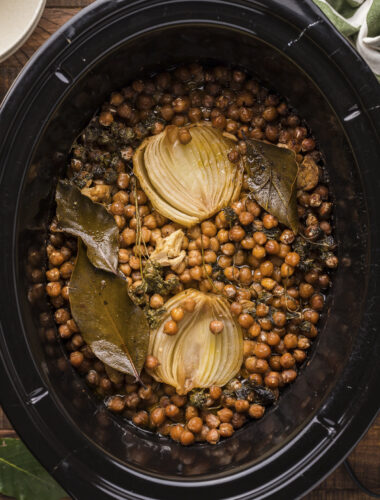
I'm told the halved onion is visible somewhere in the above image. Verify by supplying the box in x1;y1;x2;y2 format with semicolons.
133;122;243;227
147;289;244;394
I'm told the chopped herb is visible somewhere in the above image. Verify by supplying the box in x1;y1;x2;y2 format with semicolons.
222;207;238;226
299;321;312;334
189;389;208;408
249;383;277;406
257;290;273;304
252;220;281;239
143;260;179;295
144;306;167;329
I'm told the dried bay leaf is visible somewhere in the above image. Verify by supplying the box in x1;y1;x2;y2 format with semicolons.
104;364;125;384
244;139;299;233
56;180;119;274
70;240;149;380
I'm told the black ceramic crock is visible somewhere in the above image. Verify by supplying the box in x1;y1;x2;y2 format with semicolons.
0;1;379;499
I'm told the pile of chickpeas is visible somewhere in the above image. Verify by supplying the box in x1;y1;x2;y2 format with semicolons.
33;64;338;446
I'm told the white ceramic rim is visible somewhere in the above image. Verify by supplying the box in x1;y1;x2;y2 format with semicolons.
0;0;47;64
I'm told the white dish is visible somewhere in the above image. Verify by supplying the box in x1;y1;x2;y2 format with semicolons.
0;0;46;63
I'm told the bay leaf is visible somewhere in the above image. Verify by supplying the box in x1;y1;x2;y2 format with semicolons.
0;438;68;500
69;240;149;380
56;180;119;274
104;364;125;384
244;140;299;233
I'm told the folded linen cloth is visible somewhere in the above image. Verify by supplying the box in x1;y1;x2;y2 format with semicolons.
313;0;380;80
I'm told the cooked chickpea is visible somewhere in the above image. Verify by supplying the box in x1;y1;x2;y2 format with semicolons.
224;266;239;281
217;228;229;243
183;297;196;312
284;333;298;349
221;242;235;256
180;430;195;445
282;369;297;383
239;211;254;226
272;311;286;327
163;320;178;335
49;251;64;267
293;349;307;363
171;394;187;407
165;404;180;419
310;293;324;311
171;306;184;322
261;278;276;290
252;245;266;260
219;423;234;437
70;351;83;367
204;250;217;263
265;240;280;255
229;226;246;242
190;266;202;281
281;263;294;278
285;252;300;267
209;237;220;252
230;302;243;316
215;409;232;426
253;232;266;246
122;228;136;246
241;236;255;250
238;313;254;329
249;404;265;419
46;268;60;281
150;407;166;427
235;399;249;413
248;323;261;338
254;343;271;359
265;371;281;388
107;396;125;413
150;294;164;309
46;282;61;297
170;424;184;442
260;261;274;277
206;429;220;445
210;320;224;334
231;412;247;429
145;355;159;370
187;417;203;433
280;352;295;368
239;267;253;285
201;220;217;237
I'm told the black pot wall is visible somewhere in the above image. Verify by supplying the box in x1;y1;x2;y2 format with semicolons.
0;1;379;499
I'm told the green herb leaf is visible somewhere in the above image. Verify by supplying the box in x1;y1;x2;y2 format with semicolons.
69;240;149;380
222;207;238;226
56;180;119;274
244;140;299;233
144;306;167;329
0;438;67;500
189;389;208;409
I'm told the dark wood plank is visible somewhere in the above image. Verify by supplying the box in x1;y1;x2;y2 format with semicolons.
46;0;92;6
0;8;80;102
0;410;13;431
1;2;380;499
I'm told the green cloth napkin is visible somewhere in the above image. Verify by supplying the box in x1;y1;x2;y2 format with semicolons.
312;0;380;80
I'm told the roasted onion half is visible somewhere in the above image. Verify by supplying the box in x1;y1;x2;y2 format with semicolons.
148;289;244;395
133;122;243;227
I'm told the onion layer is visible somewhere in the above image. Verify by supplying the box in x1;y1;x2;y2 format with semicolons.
133;122;243;227
148;289;244;394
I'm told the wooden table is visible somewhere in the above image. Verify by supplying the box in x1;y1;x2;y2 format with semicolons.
0;1;379;498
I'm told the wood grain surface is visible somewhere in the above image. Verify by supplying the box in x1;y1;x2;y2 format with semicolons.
0;2;379;499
